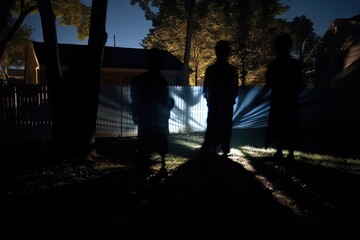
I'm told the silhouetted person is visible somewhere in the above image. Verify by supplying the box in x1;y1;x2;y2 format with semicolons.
265;33;304;160
131;48;174;170
201;40;239;158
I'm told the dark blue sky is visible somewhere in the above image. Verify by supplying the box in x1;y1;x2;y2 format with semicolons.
24;0;360;48
280;0;360;36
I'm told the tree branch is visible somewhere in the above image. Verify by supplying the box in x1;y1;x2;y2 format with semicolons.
0;4;38;60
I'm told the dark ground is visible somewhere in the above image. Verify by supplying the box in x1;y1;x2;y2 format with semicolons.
2;128;360;240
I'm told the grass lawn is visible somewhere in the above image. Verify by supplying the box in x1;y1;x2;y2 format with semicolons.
2;129;360;239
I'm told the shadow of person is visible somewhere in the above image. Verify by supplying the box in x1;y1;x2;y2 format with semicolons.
131;48;174;171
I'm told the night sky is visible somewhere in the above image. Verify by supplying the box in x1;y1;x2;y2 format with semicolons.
23;0;360;48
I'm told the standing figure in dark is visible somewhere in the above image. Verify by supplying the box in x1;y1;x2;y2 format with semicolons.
201;40;239;158
265;33;304;160
131;48;174;170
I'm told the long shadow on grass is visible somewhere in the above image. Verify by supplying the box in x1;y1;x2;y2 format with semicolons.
239;149;360;239
5;133;359;239
103;155;315;239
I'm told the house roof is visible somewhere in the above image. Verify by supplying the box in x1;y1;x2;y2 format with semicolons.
311;14;360;56
31;41;184;70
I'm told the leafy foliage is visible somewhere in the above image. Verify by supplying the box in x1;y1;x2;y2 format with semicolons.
132;0;297;86
140;2;223;85
290;15;320;62
0;0;91;67
0;22;32;80
289;15;321;88
10;0;91;40
52;0;91;40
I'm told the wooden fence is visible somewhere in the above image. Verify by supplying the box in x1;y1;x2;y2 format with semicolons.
95;86;208;137
0;84;51;142
0;85;209;141
0;84;343;142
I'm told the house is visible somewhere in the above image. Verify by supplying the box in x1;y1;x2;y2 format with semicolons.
25;41;187;86
1;68;25;83
7;68;25;80
312;14;360;89
311;14;360;148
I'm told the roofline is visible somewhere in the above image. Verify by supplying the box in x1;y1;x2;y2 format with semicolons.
310;20;338;56
310;16;360;57
31;41;146;51
31;41;186;71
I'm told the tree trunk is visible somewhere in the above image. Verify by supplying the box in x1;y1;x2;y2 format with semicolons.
71;0;108;160
182;0;195;131
37;0;66;159
182;0;195;86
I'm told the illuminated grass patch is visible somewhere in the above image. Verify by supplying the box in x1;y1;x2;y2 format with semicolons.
171;133;203;149
5;133;360;198
297;152;360;174
239;145;360;174
149;153;190;173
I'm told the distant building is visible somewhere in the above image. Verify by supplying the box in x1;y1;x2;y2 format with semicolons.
25;41;187;86
2;68;25;83
312;14;360;89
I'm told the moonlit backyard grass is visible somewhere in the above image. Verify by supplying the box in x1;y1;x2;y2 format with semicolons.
295;151;360;174
240;145;360;174
4;133;360;196
162;134;360;175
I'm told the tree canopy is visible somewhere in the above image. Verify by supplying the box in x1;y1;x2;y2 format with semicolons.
290;15;321;62
0;21;32;80
0;0;91;63
132;0;319;86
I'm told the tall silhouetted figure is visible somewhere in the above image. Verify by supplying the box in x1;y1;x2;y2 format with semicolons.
131;48;174;170
201;40;239;158
265;33;304;160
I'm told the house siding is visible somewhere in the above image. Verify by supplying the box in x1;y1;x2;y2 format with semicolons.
314;17;360;89
25;43;40;85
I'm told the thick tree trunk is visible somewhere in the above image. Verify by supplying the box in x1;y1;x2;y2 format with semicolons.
37;0;66;159
70;0;108;160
